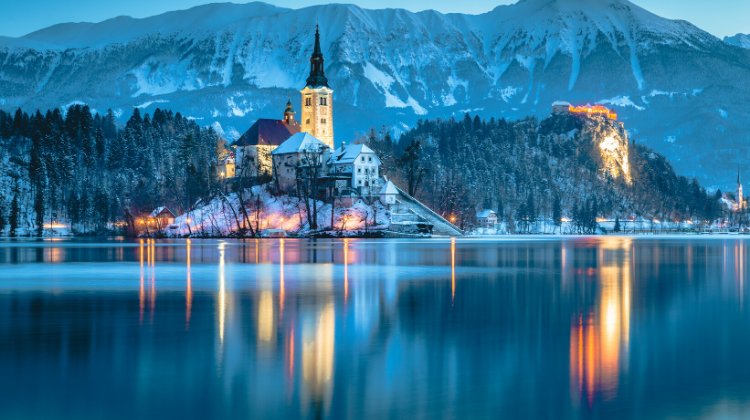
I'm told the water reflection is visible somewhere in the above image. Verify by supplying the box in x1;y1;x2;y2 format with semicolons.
4;238;750;419
569;239;632;405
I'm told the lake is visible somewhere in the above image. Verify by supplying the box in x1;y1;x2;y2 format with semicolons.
1;236;750;419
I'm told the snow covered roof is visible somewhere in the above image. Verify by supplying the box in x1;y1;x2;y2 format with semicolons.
476;209;497;218
149;207;175;218
271;132;329;155
552;100;571;106
330;143;381;165
379;180;398;195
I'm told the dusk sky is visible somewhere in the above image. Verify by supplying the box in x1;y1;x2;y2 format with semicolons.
0;0;747;39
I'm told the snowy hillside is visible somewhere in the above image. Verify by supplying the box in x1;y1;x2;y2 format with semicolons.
1;0;750;186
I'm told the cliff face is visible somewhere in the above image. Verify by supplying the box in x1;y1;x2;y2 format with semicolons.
581;117;631;182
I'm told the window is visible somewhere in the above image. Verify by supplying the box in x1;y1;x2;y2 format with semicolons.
361;157;365;162
368;157;372;162
305;97;311;106
306;119;310;124
358;180;362;185
357;168;361;173
321;118;326;124
320;97;327;106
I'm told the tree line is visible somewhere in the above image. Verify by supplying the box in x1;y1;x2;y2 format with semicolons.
364;112;724;231
0;106;220;235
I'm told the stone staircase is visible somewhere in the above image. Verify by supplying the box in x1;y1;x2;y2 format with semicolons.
387;187;464;236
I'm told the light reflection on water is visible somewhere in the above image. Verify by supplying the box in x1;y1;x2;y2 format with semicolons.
3;237;750;419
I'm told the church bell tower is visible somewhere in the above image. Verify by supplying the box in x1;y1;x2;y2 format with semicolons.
300;25;334;148
738;167;745;210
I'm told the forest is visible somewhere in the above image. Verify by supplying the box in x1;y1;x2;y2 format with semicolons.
0;106;728;235
365;112;726;232
0;105;221;235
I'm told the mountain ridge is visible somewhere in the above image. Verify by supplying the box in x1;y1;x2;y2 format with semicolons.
1;0;749;187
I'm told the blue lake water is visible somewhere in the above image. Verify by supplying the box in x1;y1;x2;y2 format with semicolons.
2;237;750;419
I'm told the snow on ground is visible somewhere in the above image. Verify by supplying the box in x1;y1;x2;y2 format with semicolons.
597;96;645;111
166;185;390;237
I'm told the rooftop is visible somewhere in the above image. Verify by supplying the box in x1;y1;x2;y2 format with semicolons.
330;143;381;165
234;118;300;147
271;132;329;155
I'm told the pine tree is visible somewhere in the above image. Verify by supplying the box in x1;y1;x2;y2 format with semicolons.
552;195;562;232
9;193;20;237
34;188;44;237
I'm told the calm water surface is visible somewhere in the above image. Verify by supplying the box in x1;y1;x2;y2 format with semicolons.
2;237;750;419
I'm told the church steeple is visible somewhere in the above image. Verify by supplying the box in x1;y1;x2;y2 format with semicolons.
283;98;296;125
305;25;329;88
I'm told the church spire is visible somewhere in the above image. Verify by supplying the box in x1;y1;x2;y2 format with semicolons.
738;167;742;185
306;25;329;88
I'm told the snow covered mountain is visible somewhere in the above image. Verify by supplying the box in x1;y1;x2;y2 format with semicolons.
1;0;750;186
725;33;750;49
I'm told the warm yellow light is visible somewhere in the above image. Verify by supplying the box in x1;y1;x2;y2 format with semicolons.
450;217;456;222
43;223;68;229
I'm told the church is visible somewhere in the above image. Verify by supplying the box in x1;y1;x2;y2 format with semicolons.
721;168;747;212
231;25;384;200
233;25;335;177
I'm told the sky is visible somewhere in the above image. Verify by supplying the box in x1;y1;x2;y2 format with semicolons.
0;0;747;39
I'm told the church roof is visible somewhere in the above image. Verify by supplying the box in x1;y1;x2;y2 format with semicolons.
234;118;300;147
271;132;329;155
329;143;381;165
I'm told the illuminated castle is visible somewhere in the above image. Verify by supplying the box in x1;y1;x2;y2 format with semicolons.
552;101;618;121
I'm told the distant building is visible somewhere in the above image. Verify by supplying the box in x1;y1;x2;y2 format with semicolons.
476;209;498;228
218;153;235;178
552;101;618;121
328;142;382;189
139;207;176;232
721;168;747;212
551;100;572;114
